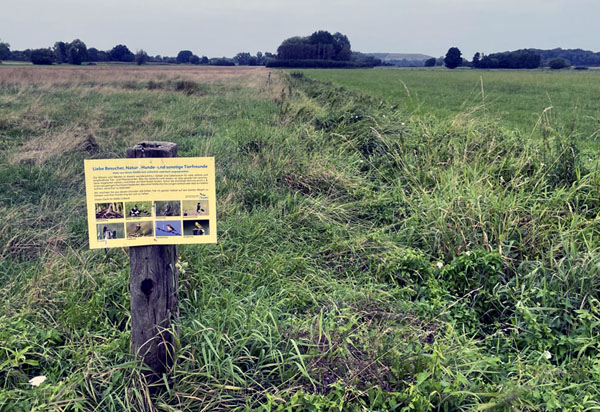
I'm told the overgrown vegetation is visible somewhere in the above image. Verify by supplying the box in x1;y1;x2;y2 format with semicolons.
1;66;600;411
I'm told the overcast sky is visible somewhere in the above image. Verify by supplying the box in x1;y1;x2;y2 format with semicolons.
3;0;599;58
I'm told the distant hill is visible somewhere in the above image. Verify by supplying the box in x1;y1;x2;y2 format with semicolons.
367;53;434;67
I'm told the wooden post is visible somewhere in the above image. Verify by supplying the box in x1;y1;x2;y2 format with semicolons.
126;141;178;377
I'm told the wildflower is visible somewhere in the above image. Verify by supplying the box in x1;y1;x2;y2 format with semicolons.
436;262;444;269
543;350;552;360
29;376;46;387
465;251;471;256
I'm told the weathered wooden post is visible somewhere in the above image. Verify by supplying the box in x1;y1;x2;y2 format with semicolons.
126;141;178;377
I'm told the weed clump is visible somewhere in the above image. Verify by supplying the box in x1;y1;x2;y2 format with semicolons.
175;80;204;95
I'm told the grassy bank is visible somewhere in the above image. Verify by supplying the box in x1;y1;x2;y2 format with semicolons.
1;66;600;411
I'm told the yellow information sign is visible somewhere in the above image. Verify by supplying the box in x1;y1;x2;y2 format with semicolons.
84;157;216;249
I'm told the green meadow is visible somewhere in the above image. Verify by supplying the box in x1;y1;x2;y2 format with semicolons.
304;68;600;143
1;65;600;411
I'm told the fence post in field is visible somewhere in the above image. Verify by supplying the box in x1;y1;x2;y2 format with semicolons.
126;141;178;378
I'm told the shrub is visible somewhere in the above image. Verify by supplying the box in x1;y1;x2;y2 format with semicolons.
548;58;570;70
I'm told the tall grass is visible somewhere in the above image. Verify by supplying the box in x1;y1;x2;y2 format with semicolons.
1;67;599;411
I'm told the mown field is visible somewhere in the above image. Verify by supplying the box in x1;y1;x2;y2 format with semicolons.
304;68;600;143
1;65;600;411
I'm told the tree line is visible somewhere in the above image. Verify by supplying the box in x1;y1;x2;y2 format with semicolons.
0;38;274;67
3;36;597;70
472;50;541;69
1;31;377;69
425;47;597;70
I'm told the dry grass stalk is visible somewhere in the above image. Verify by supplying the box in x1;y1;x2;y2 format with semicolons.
10;125;98;165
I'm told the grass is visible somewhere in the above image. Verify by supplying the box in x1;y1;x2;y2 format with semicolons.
1;65;600;411
302;67;600;143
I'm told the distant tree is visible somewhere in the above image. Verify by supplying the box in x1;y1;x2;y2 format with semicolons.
0;40;10;63
277;36;304;59
53;41;68;64
200;56;209;65
234;52;252;65
472;52;481;68
135;49;148;65
110;44;134;62
444;47;462;69
549;58;570;70
424;57;436;67
176;50;193;64
307;30;332;45
190;55;200;65
8;49;31;62
308;31;334;60
88;47;99;62
31;48;55;65
98;50;110;62
0;40;9;62
67;39;87;65
332;32;351;61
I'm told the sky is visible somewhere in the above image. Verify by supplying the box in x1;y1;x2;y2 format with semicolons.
2;0;599;59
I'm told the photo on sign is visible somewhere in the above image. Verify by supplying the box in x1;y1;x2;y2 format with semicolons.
155;201;181;217
156;220;182;237
95;202;124;220
182;200;209;217
183;219;209;236
96;223;125;240
125;201;152;219
126;221;153;238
